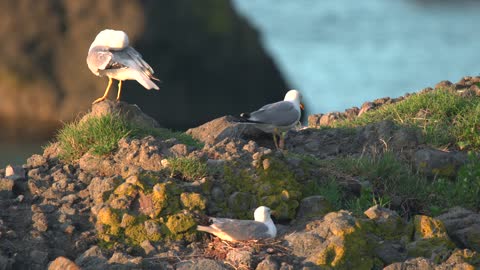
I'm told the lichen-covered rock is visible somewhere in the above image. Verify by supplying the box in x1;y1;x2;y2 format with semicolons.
384;257;435;270
414;148;467;178
180;192;207;211
364;205;406;238
286;211;374;269
406;215;455;263
176;259;230;270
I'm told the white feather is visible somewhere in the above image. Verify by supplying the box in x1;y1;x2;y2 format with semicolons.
89;29;129;52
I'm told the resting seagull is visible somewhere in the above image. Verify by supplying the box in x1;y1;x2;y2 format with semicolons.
238;89;304;149
197;206;276;242
87;29;160;104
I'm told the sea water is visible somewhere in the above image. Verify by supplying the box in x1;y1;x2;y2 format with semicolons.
232;0;480;115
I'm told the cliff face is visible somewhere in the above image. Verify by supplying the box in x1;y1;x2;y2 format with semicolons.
0;0;287;140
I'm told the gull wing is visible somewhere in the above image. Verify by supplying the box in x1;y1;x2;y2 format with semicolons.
247;101;300;126
211;219;271;241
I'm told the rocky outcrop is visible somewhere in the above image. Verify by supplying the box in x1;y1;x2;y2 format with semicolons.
0;0;287;141
308;76;480;128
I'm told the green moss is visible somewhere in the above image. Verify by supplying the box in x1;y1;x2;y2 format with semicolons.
125;223;148;246
310;217;374;269
223;157;302;219
152;182;181;217
165;213;196;235
180;192;207;210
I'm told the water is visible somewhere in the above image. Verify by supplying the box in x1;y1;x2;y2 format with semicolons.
232;0;480;115
0;143;43;168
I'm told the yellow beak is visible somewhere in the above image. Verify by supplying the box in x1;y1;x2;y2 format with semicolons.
300;103;305;110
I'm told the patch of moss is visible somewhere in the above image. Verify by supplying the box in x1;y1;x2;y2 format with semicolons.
152;182;182;217
223;157;302;220
180;192;207;211
165;213;196;234
124;223;148;246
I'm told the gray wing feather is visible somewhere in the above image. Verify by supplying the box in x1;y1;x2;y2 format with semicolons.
249;101;300;126
87;48;113;71
213;219;270;240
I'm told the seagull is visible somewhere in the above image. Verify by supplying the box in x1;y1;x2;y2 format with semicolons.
197;206;277;242
86;29;160;104
238;89;304;149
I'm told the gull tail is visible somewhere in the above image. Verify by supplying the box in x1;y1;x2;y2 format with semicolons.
134;72;160;90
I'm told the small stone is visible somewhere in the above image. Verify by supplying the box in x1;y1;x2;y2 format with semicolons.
48;256;80;270
5;165;25;180
15;194;24;202
262;159;271;170
32;212;48;232
140;240;156;256
161;159;170;168
227;248;254;269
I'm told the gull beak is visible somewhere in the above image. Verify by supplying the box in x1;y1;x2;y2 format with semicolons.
300;103;305;110
270;210;277;217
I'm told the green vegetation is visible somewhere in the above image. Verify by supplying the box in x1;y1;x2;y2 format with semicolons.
167;157;208;180
334;88;480;150
53;114;202;162
300;152;480;217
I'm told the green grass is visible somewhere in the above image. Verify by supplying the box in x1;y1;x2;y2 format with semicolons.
53;115;202;162
167;157;208;180
334;88;480;150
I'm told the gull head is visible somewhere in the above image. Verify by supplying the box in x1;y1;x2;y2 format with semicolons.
89;29;130;52
254;206;273;222
284;89;302;103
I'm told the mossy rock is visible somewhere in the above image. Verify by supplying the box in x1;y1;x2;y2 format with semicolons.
307;213;375;269
125;223;148;246
223;157;302;219
180;192;207;211
165;213;196;235
151;181;182;217
407;215;456;263
96;206;121;227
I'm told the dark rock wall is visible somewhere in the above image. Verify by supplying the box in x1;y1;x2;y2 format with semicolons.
0;0;287;140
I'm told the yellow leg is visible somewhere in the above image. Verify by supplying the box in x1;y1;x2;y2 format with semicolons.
92;77;113;104
272;128;279;150
279;132;286;150
116;80;123;101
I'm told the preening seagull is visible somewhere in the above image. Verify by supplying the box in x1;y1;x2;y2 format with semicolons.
197;206;277;242
86;29;160;104
238;89;304;149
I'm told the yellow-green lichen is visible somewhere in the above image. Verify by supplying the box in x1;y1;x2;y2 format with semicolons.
165;213;196;235
180;192;207;210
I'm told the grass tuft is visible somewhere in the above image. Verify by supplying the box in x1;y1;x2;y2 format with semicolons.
167;157;208;180
54;114;202;162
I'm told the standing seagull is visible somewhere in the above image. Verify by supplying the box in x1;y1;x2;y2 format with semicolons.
86;29;160;104
239;89;304;149
197;206;276;242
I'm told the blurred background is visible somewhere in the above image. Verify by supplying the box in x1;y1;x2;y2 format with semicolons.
1;0;480;166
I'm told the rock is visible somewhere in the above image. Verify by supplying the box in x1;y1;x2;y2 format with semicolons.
226;248;254;269
27;155;47;168
364;205;405;237
286;211;374;269
48;256;80;270
406;215;455;262
0;254;14;270
87;176;117;204
5;165;26;180
107;252;142;267
176;258;230;270
414;148;467;178
256;255;280;270
374;240;407;265
186;116;266;145
444;249;480;268
435;80;453;89
81;100;160;129
296;196;332;221
32;212;49;232
0;178;15;199
437;207;480;252
384;257;435;270
75;246;108;270
140;240;156;256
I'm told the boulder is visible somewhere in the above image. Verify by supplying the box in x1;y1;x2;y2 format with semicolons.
414;148;467;178
48;256;80;270
437;207;480;252
176;259;230;270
